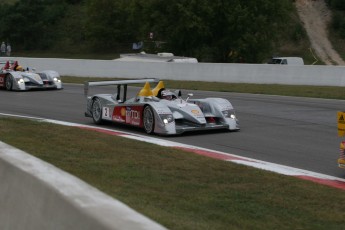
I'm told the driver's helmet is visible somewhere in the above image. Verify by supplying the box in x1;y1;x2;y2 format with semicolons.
161;90;173;100
15;65;23;71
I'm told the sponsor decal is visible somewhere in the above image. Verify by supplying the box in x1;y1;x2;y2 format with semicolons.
156;109;170;114
121;107;126;116
125;107;141;126
191;109;200;115
113;107;126;122
113;106;143;126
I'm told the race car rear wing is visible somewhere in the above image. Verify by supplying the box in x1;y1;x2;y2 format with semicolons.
84;78;159;97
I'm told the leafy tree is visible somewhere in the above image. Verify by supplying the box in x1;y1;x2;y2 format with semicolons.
0;0;297;62
85;0;140;52
0;0;67;50
138;0;292;62
326;0;345;39
53;3;88;53
145;0;213;57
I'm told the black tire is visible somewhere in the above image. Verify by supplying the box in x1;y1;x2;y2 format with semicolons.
143;106;155;134
91;98;103;124
5;75;13;91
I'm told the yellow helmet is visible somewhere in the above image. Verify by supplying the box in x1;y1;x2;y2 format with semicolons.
15;65;23;71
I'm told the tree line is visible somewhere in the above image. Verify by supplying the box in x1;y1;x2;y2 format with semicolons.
326;0;345;39
0;0;296;63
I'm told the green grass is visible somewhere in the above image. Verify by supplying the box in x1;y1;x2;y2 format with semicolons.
63;76;345;100
1;118;345;229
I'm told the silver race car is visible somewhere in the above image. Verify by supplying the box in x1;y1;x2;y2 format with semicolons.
0;60;62;91
84;79;239;135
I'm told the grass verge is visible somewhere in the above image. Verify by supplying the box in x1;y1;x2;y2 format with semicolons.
0;117;345;230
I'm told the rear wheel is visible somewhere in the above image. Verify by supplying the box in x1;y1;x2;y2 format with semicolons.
91;98;103;124
143;106;155;134
5;75;12;91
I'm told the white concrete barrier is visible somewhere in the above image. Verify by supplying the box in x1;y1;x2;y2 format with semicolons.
2;57;345;86
0;141;166;230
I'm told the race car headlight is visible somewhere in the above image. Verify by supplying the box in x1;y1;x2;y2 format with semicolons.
53;77;61;83
160;114;174;124
17;79;24;84
222;109;236;119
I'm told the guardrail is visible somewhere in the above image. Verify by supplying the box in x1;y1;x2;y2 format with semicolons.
0;141;166;230
1;57;345;86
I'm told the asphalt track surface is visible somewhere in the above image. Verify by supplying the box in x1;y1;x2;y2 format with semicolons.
1;83;345;179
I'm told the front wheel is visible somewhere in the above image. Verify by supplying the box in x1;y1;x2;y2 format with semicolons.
91;98;103;124
5;75;13;91
143;106;155;134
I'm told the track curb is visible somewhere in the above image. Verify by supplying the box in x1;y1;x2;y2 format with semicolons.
2;113;344;191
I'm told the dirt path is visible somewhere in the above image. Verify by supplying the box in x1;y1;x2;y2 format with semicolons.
295;0;345;65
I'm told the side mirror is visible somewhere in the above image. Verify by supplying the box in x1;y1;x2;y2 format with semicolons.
186;93;193;102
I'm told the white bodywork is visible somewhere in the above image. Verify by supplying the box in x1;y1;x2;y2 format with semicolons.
0;61;62;91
